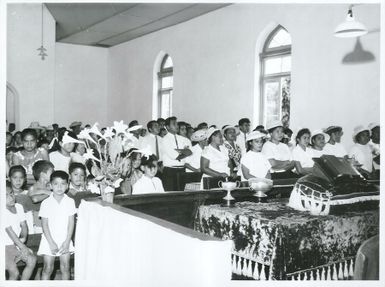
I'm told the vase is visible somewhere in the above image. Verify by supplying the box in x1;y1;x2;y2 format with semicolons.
100;185;115;203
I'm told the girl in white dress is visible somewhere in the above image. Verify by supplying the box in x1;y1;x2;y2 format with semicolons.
310;129;329;158
133;154;164;194
262;120;296;174
349;125;373;175
200;128;232;180
241;131;271;181
291;128;314;175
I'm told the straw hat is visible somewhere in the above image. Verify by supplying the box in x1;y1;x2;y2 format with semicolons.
352;125;369;140
324;126;342;135
191;129;207;142
311;129;330;143
266;120;283;132
206;127;220;139
69;121;82;129
246;131;267;141
29;121;45;130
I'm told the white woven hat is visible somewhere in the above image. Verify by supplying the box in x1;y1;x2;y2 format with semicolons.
352;125;369;139
246;131;267;141
206;127;220;139
266;120;284;131
311;129;330;143
191;129;207;142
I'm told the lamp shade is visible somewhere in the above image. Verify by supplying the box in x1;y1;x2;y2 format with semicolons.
334;8;368;38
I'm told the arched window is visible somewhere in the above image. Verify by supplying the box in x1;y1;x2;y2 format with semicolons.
260;26;291;128
158;54;173;118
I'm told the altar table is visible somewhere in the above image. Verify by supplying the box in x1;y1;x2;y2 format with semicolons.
194;199;379;280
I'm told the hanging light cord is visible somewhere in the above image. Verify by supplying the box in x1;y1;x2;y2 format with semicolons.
41;4;44;46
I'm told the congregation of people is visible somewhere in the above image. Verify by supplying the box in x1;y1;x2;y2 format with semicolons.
4;117;380;280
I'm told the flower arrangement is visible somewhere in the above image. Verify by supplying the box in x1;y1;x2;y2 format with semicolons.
77;121;138;202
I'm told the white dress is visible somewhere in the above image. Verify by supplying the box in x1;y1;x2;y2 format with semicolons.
132;176;165;194
349;143;373;172
311;148;326;158
262;141;293;161
38;194;77;256
292;145;314;168
185;144;203;172
201;145;230;177
323;143;347;157
240;151;271;181
49;151;71;172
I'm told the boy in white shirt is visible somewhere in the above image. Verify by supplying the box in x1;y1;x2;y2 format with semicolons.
5;182;37;280
133;154;165;194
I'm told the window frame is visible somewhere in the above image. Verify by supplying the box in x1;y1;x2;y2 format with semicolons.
158;54;174;118
260;25;292;126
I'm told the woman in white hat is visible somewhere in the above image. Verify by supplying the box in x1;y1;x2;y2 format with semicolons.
240;131;271;181
261;120;296;173
185;129;208;173
222;125;242;174
200;128;232;180
348;125;373;175
291;128;314;175
310;130;330;158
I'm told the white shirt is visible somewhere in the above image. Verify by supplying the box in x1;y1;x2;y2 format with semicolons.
5;204;26;246
240;151;271;181
236;131;248;156
132;176;165;194
139;134;162;160
292;145;315;168
368;140;380;170
160;132;191;167
70;152;87;165
185;144;203;172
49;151;71;172
323;143;348;157
349;143;373;173
311;148;327;158
201;145;230;177
38;194;76;255
262;141;293;161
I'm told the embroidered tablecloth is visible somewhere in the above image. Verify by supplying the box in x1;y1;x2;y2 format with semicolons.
194;200;379;279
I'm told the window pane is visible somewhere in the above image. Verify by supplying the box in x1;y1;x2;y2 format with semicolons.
161;91;172;119
264;81;280;127
264;56;291;75
268;28;291;49
161;76;173;89
281;77;291;127
281;56;291;73
163;56;173;69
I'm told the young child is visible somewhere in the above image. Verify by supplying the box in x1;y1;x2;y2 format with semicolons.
9;165;36;230
67;162;87;197
28;160;54;204
49;130;83;172
38;171;76;280
132;154;164;194
5;182;37;280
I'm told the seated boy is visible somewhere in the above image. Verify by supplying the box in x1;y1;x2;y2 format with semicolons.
5;182;37;280
28;160;54;204
27;160;54;232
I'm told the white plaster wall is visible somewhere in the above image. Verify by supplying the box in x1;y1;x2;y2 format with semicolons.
108;3;380;149
7;3;56;129
54;43;109;127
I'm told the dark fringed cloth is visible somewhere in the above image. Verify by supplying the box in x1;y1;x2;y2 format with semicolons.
194;199;378;280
